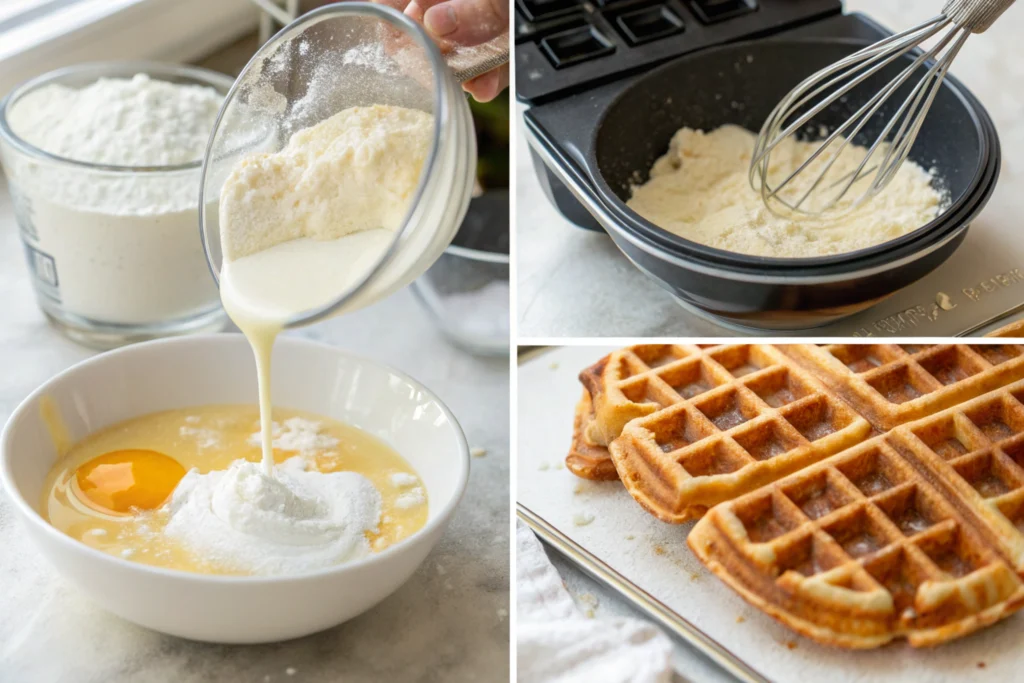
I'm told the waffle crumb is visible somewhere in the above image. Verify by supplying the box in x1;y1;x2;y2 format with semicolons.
539;462;550;471
736;616;746;624
550;362;560;370
978;663;986;669
689;573;701;582
573;512;596;527
585;609;595;619
471;447;487;458
654;545;666;556
786;641;798;650
573;483;586;494
625;534;635;540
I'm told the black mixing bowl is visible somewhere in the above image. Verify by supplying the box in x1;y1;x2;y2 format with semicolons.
527;32;1001;329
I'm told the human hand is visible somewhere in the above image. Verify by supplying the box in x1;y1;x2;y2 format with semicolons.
379;0;509;102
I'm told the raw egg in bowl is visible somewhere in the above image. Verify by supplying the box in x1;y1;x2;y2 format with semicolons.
72;449;186;514
0;335;469;643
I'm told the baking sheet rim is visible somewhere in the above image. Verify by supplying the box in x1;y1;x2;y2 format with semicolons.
517;503;769;683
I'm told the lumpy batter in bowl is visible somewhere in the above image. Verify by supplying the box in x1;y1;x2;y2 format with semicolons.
43;406;427;576
626;125;944;258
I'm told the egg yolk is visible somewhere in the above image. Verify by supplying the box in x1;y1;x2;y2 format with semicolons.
74;450;186;514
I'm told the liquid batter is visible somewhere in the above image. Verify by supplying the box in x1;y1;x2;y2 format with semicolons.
217;104;433;476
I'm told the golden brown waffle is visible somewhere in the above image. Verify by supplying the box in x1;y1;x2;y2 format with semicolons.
989;319;1024;338
608;346;873;522
890;379;1024;573
690;383;1024;648
566;391;618;481
579;344;703;447
784;344;1024;430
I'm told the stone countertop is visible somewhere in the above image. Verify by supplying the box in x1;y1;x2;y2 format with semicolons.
516;0;1024;338
0;181;510;682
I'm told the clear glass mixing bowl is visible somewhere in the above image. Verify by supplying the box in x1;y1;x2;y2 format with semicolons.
0;62;234;349
199;2;477;328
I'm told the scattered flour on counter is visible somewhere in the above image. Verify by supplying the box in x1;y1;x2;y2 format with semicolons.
627;124;944;258
396;487;426;509
163;457;381;575
247;417;339;454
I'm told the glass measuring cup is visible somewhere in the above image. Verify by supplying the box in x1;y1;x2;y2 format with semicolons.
198;2;477;328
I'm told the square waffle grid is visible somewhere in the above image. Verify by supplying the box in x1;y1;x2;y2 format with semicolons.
784;344;1024;431
604;345;871;522
894;381;1024;572
519;346;1024;675
691;436;1024;647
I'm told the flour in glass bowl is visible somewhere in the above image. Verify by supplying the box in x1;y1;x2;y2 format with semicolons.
2;73;226;325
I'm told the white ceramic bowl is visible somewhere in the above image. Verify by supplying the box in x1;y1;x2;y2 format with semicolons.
0;335;470;643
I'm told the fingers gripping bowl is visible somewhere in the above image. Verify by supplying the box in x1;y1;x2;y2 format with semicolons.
0;335;469;643
581;39;999;328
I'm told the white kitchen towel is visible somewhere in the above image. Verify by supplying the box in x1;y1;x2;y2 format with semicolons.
517;523;673;683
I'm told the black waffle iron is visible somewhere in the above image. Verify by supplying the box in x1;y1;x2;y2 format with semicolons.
517;1;1001;329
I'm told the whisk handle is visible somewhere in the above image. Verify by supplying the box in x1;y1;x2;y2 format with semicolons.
943;0;1015;32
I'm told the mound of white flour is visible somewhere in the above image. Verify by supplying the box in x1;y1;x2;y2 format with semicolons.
164;457;381;576
10;73;222;168
627;125;944;258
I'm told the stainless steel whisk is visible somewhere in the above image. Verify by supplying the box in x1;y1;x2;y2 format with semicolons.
750;0;1015;216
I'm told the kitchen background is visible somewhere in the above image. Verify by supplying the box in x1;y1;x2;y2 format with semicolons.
0;1;510;680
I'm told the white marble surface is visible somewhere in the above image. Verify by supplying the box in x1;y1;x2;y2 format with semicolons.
516;0;1024;338
0;180;510;682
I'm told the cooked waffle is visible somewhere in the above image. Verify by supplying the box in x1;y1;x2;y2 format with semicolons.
607;346;873;522
690;384;1024;648
579;344;708;447
569;344;720;481
566;390;618;481
690;438;1024;648
890;379;1024;572
989;319;1024;338
785;344;1024;431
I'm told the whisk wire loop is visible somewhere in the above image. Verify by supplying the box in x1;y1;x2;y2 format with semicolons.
789;23;962;213
748;13;981;217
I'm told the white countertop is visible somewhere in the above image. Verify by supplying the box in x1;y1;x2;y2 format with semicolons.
0;180;510;682
516;0;1024;338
